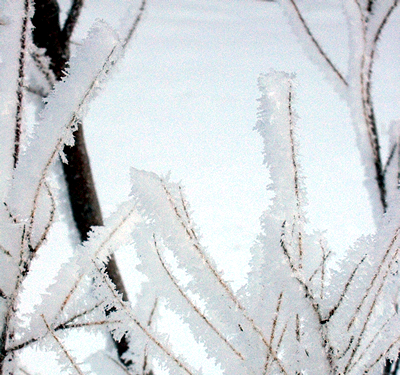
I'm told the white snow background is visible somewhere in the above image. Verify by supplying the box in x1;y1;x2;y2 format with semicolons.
19;0;400;373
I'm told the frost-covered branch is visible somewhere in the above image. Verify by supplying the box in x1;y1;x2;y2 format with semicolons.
12;0;31;168
279;0;399;215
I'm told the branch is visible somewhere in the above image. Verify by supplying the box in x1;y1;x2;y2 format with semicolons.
13;0;30;168
92;262;196;375
153;235;245;361
61;0;84;49
344;245;400;372
288;83;304;268
348;224;400;331
42;315;85;375
161;181;288;373
284;0;348;87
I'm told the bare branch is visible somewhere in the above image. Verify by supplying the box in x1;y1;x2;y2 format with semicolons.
61;0;84;48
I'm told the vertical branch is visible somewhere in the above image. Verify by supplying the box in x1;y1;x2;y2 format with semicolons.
61;0;84;49
288;83;303;269
264;292;284;373
320;240;326;300
352;0;400;213
13;0;30;168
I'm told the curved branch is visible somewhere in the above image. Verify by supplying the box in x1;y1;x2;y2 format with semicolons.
285;0;348;87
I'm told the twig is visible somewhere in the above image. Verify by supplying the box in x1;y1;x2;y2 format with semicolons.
353;0;387;212
345;245;400;372
364;336;400;373
41;315;85;375
107;354;134;375
161;182;288;373
349;312;397;372
0;244;11;258
153;235;245;361
121;0;147;49
13;0;30;168
324;254;367;323
32;182;56;252
143;298;158;375
92;261;196;375
286;0;348;87
383;143;397;176
288;84;303;269
30;47;55;88
348;224;400;331
264;291;284;373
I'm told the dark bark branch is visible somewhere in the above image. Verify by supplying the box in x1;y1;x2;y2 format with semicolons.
61;0;84;49
31;0;131;367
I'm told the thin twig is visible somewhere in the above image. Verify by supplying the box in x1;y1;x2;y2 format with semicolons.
143;298;158;375
41;315;85;375
348;224;400;331
353;0;387;212
27;44;120;245
161;182;288;373
121;0;147;49
92;262;195;375
13;0;30;168
153;235;245;361
8;300;106;353
344;246;400;372
349;312;397;372
324;254;367;323
364;336;400;373
19;367;33;375
286;0;348;87
32;182;56;252
264;292;284;373
288;84;303;269
59;274;85;314
30;48;55;89
0;244;11;258
383;143;397;176
107;354;134;375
